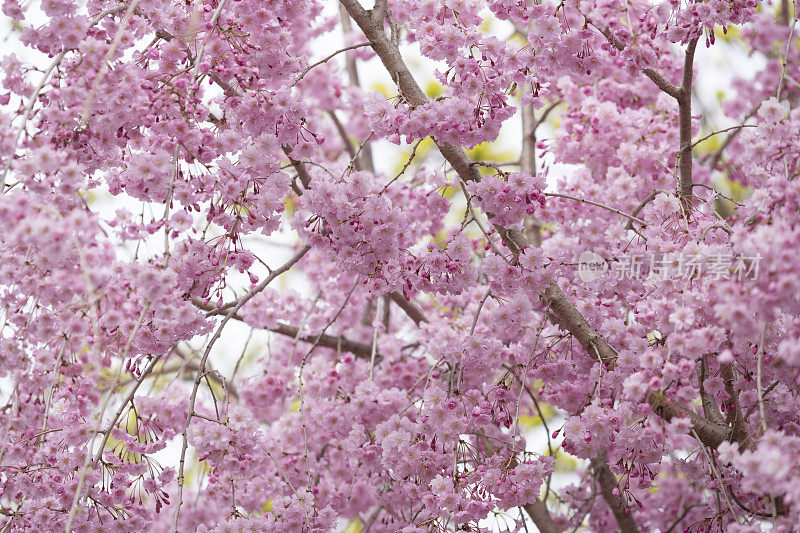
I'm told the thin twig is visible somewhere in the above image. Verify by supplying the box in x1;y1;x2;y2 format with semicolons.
545;192;648;226
65;302;150;533
756;324;768;433
688;124;757;151
0;4;128;190
290;43;371;87
78;0;142;128
369;298;382;380
691;430;739;523
297;279;360;487
777;19;797;99
171;246;310;532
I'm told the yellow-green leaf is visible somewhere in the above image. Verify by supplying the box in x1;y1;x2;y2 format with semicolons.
343;519;362;533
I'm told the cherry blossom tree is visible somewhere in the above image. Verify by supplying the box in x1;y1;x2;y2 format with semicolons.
1;0;799;530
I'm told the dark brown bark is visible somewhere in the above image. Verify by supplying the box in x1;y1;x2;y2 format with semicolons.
591;451;640;533
678;39;699;210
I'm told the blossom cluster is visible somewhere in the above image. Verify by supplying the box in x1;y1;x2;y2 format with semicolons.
1;0;800;531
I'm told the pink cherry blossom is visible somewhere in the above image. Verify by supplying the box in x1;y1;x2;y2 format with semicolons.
1;0;799;531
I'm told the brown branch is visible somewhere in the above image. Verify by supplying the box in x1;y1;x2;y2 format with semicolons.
703;105;760;170
93;352;165;466
743;380;779;421
544;193;648;226
172;245;310;531
339;0;533;259
642;68;682;100
327;110;359;165
663;504;700;533
372;0;388;24
689;124;757;151
174;346;239;399
543;282;617;367
720;363;754;451
625;189;668;231
195;301;377;360
338;4;375;173
520;100;537;177
100;351;240;401
546;279;729;450
780;0;791;26
591;450;640;533
520;94;546;246
520;94;560;176
289;42;371;87
388;291;428;325
593;24;681;99
594;23;697;210
678;38;699;210
480;434;562;532
283;146;312;189
207;71;317;193
338;0;483;185
272;322;376;361
523;500;560;533
699;355;725;426
342;0;732;472
339;4;363;86
647;391;728;449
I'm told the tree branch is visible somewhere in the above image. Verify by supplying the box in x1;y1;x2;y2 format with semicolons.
388;291;428;325
647;391;728;449
290;42;371;87
702;104;760;169
343;0;732;470
283;146;312;189
591;450;640;533
543;282;617;367
699;355;725;427
593;24;681;99
480;434;562;532
523;500;560;533
172;245;310;532
720;363;754;451
338;0;483;185
643;68;682;99
195;301;377;360
593;24;698;211
327;110;360;165
521;97;560;246
678;38;699;209
625;189;668;231
272;322;377;361
174;346;240;399
544;193;648;226
338;4;375;173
